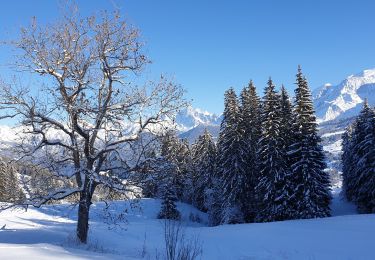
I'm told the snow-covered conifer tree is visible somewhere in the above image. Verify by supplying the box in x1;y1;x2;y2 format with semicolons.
160;132;192;202
279;85;294;160
191;129;217;212
344;101;375;212
342;124;356;201
0;159;8;202
255;78;292;222
239;80;262;222
217;88;247;224
158;177;181;220
0;159;25;203
7;164;25;203
288;66;331;219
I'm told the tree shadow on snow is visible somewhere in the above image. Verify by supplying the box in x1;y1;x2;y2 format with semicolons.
0;215;75;245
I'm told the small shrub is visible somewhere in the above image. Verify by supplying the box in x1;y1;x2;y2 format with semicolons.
162;220;202;260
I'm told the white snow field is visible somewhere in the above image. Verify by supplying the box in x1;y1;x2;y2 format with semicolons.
0;192;373;260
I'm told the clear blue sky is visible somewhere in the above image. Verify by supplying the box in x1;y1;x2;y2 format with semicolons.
1;0;375;114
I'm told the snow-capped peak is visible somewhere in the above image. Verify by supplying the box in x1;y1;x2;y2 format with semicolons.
174;106;221;132
313;68;375;123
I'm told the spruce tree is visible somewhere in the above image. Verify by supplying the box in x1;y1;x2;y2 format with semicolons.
279;85;294;159
342;124;356;201
160;132;192;202
255;78;292;222
7;164;25;203
217;87;247;224
177;139;193;202
239;80;262;222
191;129;217;212
288;66;331;219
0;159;25;203
158;177;181;220
348;101;375;212
0;159;7;202
206;178;222;226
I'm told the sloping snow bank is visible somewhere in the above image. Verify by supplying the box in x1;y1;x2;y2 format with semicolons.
0;197;373;260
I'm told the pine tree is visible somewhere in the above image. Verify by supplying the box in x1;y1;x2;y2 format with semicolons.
279;85;294;159
158;177;181;220
138;147;161;199
346;101;375;212
178;139;194;203
0;159;25;203
0;159;8;202
239;80;262;222
191;129;217;212
216;87;247;224
288;66;331;219
154;133;182;220
255;78;292;222
160;132;192;202
7;164;25;203
206;178;222;226
342;124;356;201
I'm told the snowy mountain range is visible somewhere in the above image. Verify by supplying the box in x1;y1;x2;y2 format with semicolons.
313;68;375;123
0;68;374;144
176;68;375;142
0;68;373;188
174;107;222;132
173;107;222;142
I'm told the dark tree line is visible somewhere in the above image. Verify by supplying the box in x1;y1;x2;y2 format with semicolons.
156;67;332;224
0;158;25;203
342;100;375;213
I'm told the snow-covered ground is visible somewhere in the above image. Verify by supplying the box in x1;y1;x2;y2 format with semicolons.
0;192;373;260
323;139;342;154
321;130;345;138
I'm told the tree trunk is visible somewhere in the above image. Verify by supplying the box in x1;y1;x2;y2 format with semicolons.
76;192;91;243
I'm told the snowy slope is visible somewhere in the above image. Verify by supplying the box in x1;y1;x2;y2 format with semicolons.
313;68;375;123
1;196;372;260
0;199;207;260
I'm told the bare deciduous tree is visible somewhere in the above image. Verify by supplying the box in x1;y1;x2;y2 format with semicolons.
0;8;186;243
